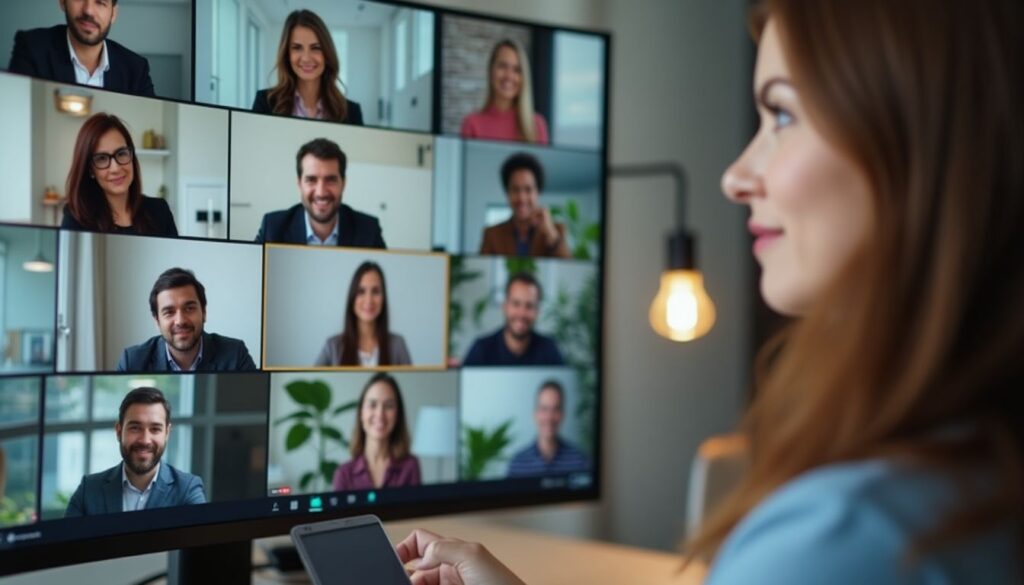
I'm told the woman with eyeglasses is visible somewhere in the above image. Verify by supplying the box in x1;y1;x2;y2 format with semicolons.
62;113;178;236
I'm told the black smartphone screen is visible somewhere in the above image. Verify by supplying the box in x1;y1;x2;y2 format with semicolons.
298;521;411;585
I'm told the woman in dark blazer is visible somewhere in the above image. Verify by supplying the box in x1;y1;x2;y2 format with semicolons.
61;113;178;236
252;10;363;125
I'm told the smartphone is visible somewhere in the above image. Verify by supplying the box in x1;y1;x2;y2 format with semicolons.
291;514;412;585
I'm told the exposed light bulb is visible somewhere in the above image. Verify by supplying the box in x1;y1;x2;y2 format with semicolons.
649;269;715;342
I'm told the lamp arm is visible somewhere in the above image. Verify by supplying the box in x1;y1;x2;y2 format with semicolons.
608;163;689;229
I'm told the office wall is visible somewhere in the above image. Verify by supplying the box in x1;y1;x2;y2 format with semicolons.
0;76;32;223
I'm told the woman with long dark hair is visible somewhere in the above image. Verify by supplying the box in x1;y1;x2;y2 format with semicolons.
332;373;421;490
62;113;178;235
314;261;411;366
460;39;548;144
252;9;363;125
397;1;1023;583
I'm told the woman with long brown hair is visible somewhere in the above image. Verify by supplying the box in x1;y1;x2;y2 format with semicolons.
332;372;421;490
396;0;1023;583
314;261;411;367
251;9;363;125
62;113;178;236
459;39;548;144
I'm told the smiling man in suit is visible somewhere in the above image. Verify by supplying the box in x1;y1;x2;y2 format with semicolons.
117;267;257;372
254;138;387;248
65;387;206;517
7;0;155;96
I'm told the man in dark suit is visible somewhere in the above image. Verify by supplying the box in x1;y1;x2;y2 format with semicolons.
7;0;155;97
255;138;386;248
66;387;206;517
117;267;257;372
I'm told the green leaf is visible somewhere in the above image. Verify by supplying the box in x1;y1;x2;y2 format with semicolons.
549;205;563;219
566;200;580;222
285;380;332;412
583;223;601;242
320;461;339;486
472;298;488;327
299;471;315;490
331;400;358;416
285;423;313;451
273;411;313;426
321;426;344;443
573;244;591;261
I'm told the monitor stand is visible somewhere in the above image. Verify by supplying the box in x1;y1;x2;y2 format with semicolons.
168;541;253;585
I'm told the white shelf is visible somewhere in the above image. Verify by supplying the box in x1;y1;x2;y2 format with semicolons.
136;149;170;157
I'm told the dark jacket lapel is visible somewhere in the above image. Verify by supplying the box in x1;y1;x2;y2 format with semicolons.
145;463;175;509
149;338;170;371
47;25;76;84
287;205;307;244
102;464;123;514
337;204;355;246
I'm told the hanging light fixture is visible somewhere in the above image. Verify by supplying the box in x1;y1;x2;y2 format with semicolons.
53;88;93;117
22;231;54;273
611;163;716;342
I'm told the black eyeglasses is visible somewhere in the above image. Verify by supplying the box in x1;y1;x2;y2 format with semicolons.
91;147;134;169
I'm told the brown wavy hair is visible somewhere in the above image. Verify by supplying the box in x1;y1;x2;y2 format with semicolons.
267;10;349;122
349;373;411;460
688;0;1023;565
64;113;153;233
339;261;392;366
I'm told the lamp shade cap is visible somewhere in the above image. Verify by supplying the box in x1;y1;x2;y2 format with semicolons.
667;230;696;270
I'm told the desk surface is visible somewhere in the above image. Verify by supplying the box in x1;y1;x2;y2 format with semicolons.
253;517;706;585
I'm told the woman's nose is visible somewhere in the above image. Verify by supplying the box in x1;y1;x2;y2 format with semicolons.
721;138;764;204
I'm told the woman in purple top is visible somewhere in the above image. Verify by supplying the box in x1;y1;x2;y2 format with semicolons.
460;40;549;144
332;373;420;491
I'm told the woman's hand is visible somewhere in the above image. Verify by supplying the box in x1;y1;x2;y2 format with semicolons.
396;529;527;585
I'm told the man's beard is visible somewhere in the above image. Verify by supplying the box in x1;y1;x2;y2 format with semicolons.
66;13;110;47
505;322;533;342
121;441;165;476
165;324;202;353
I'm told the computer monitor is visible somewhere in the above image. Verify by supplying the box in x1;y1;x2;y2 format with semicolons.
0;0;609;579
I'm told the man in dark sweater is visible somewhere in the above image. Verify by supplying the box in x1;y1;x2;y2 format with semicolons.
117;268;256;372
7;0;155;96
463;272;565;366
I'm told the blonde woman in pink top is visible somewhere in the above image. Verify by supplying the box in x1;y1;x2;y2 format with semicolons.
460;39;549;144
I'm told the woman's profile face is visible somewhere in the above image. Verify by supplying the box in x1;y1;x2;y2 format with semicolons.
92;128;134;199
721;20;872;316
289;25;325;83
360;381;398;443
353;269;384;326
490;45;523;104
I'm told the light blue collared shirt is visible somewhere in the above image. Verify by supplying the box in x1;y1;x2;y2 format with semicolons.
706;460;1017;584
304;212;339;246
67;32;109;88
122;462;160;512
165;336;203;371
